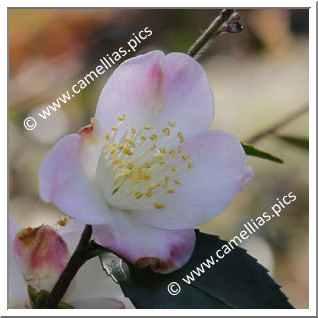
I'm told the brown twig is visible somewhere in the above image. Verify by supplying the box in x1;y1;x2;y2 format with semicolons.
188;9;242;59
246;105;309;144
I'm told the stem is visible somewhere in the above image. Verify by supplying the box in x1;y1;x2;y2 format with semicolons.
246;105;308;144
44;225;103;309
188;9;235;58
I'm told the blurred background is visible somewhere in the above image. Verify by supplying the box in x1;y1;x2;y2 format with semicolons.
9;9;309;308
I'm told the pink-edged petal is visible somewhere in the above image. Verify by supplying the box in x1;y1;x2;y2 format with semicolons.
39;134;114;226
68;298;125;309
93;210;196;274
94;50;214;140
14;225;70;294
133;130;254;230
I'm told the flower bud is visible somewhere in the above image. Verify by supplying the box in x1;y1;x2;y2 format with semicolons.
13;225;70;293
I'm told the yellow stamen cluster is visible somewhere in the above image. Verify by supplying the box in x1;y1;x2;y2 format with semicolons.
101;116;194;211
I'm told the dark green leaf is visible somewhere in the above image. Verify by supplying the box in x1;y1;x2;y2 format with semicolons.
242;142;283;163
100;231;293;309
276;135;309;150
100;251;130;283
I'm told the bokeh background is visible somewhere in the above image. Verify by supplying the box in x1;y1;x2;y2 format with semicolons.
9;9;309;308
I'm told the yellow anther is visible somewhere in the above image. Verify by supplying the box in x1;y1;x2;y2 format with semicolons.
174;178;181;185
168;121;176;127
105;133;110;140
118;114;126;121
150;144;156;151
188;162;194;169
154;203;165;209
169;150;176;157
140;136;147;141
182;154;189;161
144;125;152;130
131;126;136;134
159;161;166;165
145;189;153;197
159;147;166;154
123;148;133;156
57;215;70;227
171;166;177;172
162;128;170;136
120;145;133;155
111;127;118;131
150;134;157;141
127;140;136;148
177;132;184;142
135;191;143;199
167;189;175;194
110;149;117;155
127;162;134;170
177;146;182;153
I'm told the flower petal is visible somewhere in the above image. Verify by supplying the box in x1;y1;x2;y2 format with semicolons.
39;134;114;225
68;297;125;309
93;210;196;274
58;219;85;254
8;215;29;307
133;130;254;230
65;257;129;305
94;50;214;140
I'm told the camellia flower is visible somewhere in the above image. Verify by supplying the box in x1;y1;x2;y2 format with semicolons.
40;50;253;274
9;215;132;309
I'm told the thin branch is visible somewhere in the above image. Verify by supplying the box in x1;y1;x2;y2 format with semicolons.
246;105;308;144
44;224;104;309
77;224;92;246
188;9;241;59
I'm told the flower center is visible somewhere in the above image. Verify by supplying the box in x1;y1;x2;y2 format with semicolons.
96;115;194;211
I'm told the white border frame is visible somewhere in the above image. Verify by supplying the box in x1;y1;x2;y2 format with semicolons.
3;0;316;316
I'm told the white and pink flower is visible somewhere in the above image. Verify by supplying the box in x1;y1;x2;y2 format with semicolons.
39;50;253;274
9;215;131;309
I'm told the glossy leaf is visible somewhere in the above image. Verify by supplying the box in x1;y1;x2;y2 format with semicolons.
100;231;293;309
242;142;283;163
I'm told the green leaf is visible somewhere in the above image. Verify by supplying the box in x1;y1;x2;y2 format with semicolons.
276;135;309;150
241;142;283;163
100;231;293;309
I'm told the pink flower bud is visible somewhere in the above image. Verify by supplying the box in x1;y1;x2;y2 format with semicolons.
13;225;70;292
